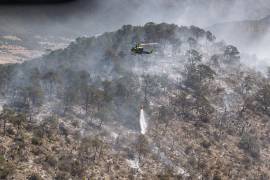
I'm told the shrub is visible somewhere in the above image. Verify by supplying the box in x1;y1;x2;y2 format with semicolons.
45;155;57;168
71;160;85;177
33;126;44;138
6;128;15;135
28;173;43;180
200;140;211;149
59;123;69;137
0;155;14;179
58;156;72;172
31;147;43;156
260;173;270;180
31;137;42;146
184;146;193;155
71;119;79;128
55;171;70;180
239;133;260;158
213;173;222;180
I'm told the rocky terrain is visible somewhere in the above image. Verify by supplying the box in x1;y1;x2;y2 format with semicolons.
0;23;269;179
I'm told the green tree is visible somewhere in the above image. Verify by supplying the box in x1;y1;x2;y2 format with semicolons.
223;45;240;64
197;64;216;81
142;75;151;103
186;49;202;65
239;133;260;158
0;106;14;136
0;155;14;179
62;85;77;114
102;80;113;102
183;52;215;92
42;71;59;96
187;37;197;49
170;91;193;120
12;112;26;135
78;136;104;164
206;31;216;42
0;64;15;95
193;95;214;123
256;84;270;114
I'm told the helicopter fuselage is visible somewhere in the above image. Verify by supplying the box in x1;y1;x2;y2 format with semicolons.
131;46;152;55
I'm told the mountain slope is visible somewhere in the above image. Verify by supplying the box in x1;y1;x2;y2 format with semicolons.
0;23;269;179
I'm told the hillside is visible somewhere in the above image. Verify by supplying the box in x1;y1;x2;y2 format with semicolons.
0;34;71;64
0;23;269;179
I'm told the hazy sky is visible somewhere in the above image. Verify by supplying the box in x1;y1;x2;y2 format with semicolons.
1;0;270;37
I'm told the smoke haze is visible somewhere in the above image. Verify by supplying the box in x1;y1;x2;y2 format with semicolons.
1;0;270;35
1;0;270;67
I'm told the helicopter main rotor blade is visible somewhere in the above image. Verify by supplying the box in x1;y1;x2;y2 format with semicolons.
140;43;159;46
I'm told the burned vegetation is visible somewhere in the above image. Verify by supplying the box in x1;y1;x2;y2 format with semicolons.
0;23;269;179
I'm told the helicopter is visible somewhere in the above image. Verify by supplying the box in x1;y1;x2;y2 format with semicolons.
131;43;157;55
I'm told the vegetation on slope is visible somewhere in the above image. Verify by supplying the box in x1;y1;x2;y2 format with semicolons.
0;23;269;179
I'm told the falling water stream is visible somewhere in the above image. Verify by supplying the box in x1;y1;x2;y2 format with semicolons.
127;108;187;176
140;108;147;134
127;108;147;171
